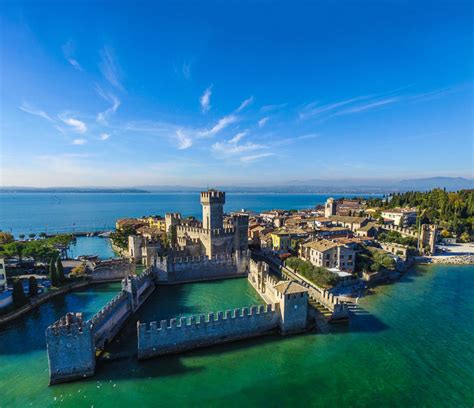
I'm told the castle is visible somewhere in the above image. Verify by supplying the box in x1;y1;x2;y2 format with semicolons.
129;190;250;283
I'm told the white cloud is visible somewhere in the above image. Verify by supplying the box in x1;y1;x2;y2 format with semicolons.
62;40;83;71
240;152;274;162
100;133;110;140
59;115;87;133
18;103;54;122
229;131;248;144
176;129;192;149
99;46;124;90
299;96;369;120
95;85;121;124
258;117;269;127
336;97;400;115
199;114;238;137
200;86;212;113
72;138;87;145
236;96;254;112
212;141;264;155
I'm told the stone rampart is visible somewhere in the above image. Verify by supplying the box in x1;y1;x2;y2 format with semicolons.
154;250;249;283
90;259;132;281
46;271;156;385
381;224;417;238
137;304;279;359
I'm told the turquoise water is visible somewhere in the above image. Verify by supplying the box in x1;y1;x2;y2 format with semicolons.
0;193;381;236
1;265;473;407
69;236;115;260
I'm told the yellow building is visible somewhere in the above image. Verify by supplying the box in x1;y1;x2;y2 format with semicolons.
271;232;291;252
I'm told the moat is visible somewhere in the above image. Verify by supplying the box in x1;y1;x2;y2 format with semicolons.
1;264;473;407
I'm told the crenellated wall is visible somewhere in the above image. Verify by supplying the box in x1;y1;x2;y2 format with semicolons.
46;269;156;385
137;304;280;359
153;250;249;284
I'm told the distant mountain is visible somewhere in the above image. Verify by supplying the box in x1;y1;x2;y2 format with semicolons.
397;177;473;191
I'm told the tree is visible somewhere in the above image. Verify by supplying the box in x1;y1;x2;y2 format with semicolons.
28;233;36;239
56;257;65;282
1;242;25;261
28;276;38;297
19;234;25;240
0;232;14;245
70;263;86;278
39;232;47;238
49;258;58;287
168;225;177;246
12;279;28;307
460;232;470;243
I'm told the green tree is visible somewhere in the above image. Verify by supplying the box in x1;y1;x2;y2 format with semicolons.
1;242;25;261
168;225;177;246
28;233;36;239
56;257;65;282
49;258;58;287
19;234;25;240
28;276;38;297
0;232;14;245
12;279;28;307
39;232;47;238
460;232;470;243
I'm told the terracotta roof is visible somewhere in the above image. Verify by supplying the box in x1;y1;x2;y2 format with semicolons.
303;239;340;252
329;215;367;224
274;280;308;295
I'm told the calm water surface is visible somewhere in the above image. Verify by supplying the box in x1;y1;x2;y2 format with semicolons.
1;265;473;407
0;192;381;236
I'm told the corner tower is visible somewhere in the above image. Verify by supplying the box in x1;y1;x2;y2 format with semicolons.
200;190;225;230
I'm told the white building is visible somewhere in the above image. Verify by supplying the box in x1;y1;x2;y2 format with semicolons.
300;239;355;273
381;208;417;227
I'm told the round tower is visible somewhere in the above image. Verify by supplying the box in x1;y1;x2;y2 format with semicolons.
200;190;225;230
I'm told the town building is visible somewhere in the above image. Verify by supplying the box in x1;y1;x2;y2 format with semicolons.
381;208;417;227
300;239;355;272
0;258;6;292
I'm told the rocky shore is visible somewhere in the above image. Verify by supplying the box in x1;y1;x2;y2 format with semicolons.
415;255;473;265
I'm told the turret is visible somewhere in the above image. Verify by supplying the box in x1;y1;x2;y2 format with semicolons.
325;198;337;217
200;190;225;230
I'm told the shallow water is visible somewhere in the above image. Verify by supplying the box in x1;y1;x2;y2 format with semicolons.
1;265;473;407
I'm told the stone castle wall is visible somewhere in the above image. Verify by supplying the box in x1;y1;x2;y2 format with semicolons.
46;268;156;384
137;304;280;359
154;250;249;284
90;259;132;281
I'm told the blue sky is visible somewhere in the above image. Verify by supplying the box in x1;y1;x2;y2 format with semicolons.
1;0;473;187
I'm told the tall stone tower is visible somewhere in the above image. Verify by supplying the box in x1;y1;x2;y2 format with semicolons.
325;197;337;218
200;190;225;230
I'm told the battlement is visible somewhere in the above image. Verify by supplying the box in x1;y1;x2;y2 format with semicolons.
46;313;90;337
89;291;129;329
200;189;225;203
137;303;279;359
381;223;417;238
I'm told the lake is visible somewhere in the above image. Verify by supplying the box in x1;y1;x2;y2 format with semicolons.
1;264;473;407
0;192;381;236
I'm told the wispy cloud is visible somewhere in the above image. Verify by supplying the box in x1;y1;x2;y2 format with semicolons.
62;40;83;71
236;96;254;112
59;114;87;133
260;103;287;113
95;85;121;124
258;117;269;127
99;47;124;91
100;133;110;141
176;129;192;149
72;138;87;145
200;86;212;113
199;114;238;137
298;96;370;120
336;97;400;115
18;103;54;122
229;131;248;144
240;152;274;162
212;140;264;156
182;62;191;80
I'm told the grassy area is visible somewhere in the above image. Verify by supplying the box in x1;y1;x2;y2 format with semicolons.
356;246;396;274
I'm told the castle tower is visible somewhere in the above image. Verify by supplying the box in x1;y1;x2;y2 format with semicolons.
325;197;337;218
233;214;249;252
200;190;225;230
46;313;96;384
274;281;308;334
